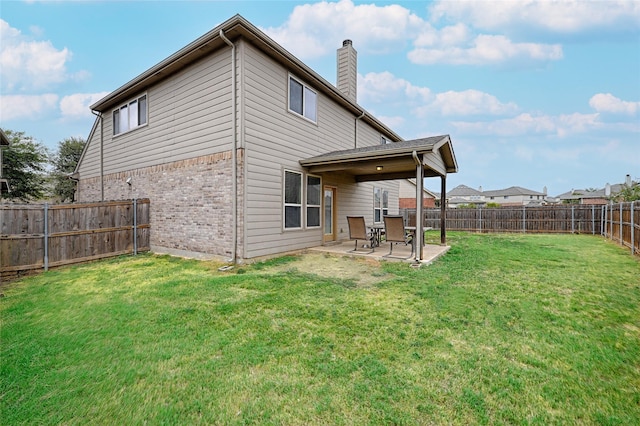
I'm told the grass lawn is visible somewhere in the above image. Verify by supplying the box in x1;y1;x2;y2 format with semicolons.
1;232;639;425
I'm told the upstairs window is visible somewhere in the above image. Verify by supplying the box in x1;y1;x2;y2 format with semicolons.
289;76;317;123
113;94;147;136
381;136;389;145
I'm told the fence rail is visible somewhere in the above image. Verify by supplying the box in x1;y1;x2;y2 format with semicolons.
401;202;639;256
1;199;150;281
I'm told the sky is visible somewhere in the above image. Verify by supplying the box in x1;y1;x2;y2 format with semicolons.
1;0;638;197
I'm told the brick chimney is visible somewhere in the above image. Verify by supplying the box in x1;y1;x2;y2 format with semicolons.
337;39;357;103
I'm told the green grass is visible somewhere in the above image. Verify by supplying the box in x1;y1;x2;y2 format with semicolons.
1;233;639;425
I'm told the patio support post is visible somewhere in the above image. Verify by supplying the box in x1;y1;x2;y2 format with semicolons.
416;161;424;262
440;174;446;245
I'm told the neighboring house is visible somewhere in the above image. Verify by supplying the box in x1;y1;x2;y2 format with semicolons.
74;15;458;262
398;179;436;209
445;184;485;208
443;184;547;207
0;129;9;195
556;175;635;205
483;186;547;206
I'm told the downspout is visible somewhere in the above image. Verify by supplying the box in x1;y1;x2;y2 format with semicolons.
220;29;238;264
412;151;423;263
91;110;104;201
354;111;365;149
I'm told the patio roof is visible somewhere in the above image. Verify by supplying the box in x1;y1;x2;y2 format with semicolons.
299;135;457;182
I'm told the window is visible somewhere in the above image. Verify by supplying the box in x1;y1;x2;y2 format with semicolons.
374;187;389;223
306;175;321;228
381;136;389;145
289;76;317;122
504;196;509;199
113;95;147;136
284;171;302;229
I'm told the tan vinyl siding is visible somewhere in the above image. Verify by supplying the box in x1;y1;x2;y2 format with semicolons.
241;41;398;258
89;48;234;177
76;118;103;179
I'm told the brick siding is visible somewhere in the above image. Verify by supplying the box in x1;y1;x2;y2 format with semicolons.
77;150;244;260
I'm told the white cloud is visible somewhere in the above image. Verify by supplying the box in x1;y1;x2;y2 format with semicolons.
450;112;601;137
60;92;110;119
262;0;425;59
425;89;518;116
429;0;640;34
589;93;639;115
359;71;516;118
409;34;562;66
358;71;430;104
0;19;73;91
0;94;59;121
262;0;570;67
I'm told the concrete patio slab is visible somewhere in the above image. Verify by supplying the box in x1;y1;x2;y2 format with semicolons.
308;241;450;266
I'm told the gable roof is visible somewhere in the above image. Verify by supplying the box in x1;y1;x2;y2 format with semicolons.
0;128;9;146
447;184;482;197
300;135;458;181
483;186;545;197
401;179;437;198
89;14;400;142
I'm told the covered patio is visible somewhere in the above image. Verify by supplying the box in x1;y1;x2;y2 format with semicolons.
300;134;458;264
308;238;451;265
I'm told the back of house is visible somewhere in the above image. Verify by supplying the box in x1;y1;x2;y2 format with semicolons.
75;15;406;262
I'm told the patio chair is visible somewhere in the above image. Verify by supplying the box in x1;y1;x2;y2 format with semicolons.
346;216;375;253
383;215;414;259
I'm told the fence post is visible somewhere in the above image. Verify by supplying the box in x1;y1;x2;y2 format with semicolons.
571;205;575;233
522;206;526;233
619;203;623;245
44;203;49;271
133;198;138;255
631;201;635;256
479;207;482;232
591;205;595;235
610;203;614;241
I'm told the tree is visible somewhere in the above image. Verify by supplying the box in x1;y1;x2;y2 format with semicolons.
51;137;86;202
612;182;640;202
1;129;50;202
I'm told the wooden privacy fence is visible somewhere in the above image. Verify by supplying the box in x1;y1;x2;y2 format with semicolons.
402;202;639;256
602;201;640;257
1;199;150;280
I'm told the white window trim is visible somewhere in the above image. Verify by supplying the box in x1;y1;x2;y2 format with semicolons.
112;93;148;137
284;169;303;230
306;174;322;229
288;74;318;124
373;187;389;224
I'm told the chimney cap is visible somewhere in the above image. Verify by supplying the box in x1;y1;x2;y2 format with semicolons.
342;39;352;47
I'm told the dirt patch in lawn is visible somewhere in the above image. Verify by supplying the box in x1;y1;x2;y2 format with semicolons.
259;252;392;287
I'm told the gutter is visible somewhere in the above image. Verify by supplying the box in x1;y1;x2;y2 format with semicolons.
220;29;238;264
91;110;104;201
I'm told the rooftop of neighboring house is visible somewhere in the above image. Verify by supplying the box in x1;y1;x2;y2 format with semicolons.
556;175;636;200
446;184;482;198
483;186;546;197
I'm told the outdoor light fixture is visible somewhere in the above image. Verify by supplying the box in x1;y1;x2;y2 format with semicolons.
376;166;383;171
126;177;132;185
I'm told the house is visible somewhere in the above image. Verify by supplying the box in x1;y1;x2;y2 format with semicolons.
445;184;485;208
0;129;10;195
442;184;547;207
556;175;636;205
398;179;436;209
74;15;458;262
483;186;547;206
